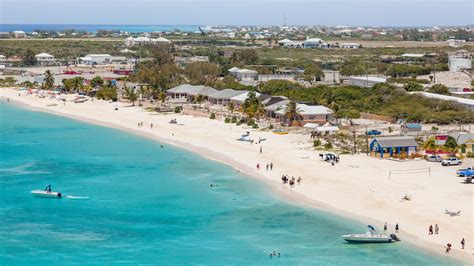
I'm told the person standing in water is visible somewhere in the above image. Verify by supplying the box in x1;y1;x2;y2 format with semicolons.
461;238;465;249
395;223;399;233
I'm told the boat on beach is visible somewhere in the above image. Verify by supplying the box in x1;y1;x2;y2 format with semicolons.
342;225;399;243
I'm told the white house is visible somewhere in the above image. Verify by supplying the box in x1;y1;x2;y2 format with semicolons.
348;76;387;88
275;104;333;126
447;39;466;48
125;36;171;46
340;42;360;49
229;91;261;106
12;30;26;38
278;38;294;47
0;55;6;63
78;54;113;65
448;51;472;72
303;38;328;48
35;53;55;65
228;67;258;81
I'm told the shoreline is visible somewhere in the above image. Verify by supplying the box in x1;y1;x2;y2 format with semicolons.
1;88;472;263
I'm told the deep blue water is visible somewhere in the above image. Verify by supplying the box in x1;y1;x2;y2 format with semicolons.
0;24;200;33
0;102;463;265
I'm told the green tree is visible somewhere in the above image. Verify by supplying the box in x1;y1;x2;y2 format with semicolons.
124;87;138;106
240;91;265;119
22;49;37;66
428;84;450;95
444;136;458;154
228;101;235;114
285;100;301;126
403;81;423;92
185;62;221;85
157;91;167;106
303;64;323;83
43;70;55;90
90;76;104;87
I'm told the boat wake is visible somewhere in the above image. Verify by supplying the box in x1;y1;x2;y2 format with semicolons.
66;196;90;200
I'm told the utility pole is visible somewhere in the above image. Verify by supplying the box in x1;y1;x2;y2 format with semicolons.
365;125;369;155
353;125;357;154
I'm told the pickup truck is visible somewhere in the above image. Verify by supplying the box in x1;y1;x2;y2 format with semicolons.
457;167;474;177
441;157;462;166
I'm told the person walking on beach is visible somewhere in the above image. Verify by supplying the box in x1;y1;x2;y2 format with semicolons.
461;238;465;249
256;164;260;170
297;177;302;185
435;224;439;234
270;162;273;170
266;164;269;171
395;223;399;233
383;222;387;232
150;123;153;129
429;225;433;235
445;243;451;253
260;146;262;153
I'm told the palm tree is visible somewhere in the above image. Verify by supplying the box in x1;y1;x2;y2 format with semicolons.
124;87;138;106
228;101;235;114
72;77;84;92
285;100;301;126
157;91;167;106
195;94;204;107
43;70;55;90
240;91;265;120
422;137;438;155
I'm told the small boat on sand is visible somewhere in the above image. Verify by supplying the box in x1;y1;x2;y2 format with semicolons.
272;129;288;135
31;185;62;198
342;225;399;243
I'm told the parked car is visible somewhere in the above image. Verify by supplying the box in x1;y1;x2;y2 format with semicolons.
366;130;382;136
457;167;474;176
426;155;443;162
463;88;471;92
441;157;462;166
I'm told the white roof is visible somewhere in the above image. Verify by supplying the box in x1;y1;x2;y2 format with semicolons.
411;92;474;106
85;54;112;57
402;53;425;58
237;69;258;74
304;38;323;43
315;126;339;132
341;42;359;46
349;76;387;83
228;67;240;72
230;91;261;102
155;37;171;43
35;53;53;57
303;123;319;129
278;38;294;44
276;104;333;115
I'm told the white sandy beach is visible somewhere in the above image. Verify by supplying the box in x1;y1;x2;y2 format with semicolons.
1;88;472;262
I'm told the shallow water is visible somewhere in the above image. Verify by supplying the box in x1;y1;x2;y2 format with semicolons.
0;103;462;265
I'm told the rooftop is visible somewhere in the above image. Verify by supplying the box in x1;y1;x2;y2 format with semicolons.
372;136;419;148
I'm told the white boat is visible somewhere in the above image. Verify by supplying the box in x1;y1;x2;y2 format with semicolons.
31;190;62;198
342;225;399;243
31;185;62;198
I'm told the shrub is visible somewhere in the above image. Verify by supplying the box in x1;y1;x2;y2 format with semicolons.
224;117;231;123
174;106;181;113
210;113;216;119
466;152;474;158
252;124;259;129
247;118;255;126
268;124;274;129
236;121;242;126
96;87;117;101
313;138;321;147
324;141;333;150
231;116;237;123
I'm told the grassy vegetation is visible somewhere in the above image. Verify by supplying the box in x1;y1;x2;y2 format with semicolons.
0;39;123;59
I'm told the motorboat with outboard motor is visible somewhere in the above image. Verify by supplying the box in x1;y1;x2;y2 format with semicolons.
342;225;400;243
31;184;62;198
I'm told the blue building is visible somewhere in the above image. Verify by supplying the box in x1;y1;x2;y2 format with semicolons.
370;136;419;158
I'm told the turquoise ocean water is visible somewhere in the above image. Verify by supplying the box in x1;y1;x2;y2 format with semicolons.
0;24;200;33
0;102;462;265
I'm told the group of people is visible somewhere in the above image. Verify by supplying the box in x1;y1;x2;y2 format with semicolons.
269;251;281;258
137;121;153;129
383;222;399;233
428;224;466;253
256;162;274;171
281;175;301;187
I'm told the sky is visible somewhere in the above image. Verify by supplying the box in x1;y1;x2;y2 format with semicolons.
0;0;472;26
